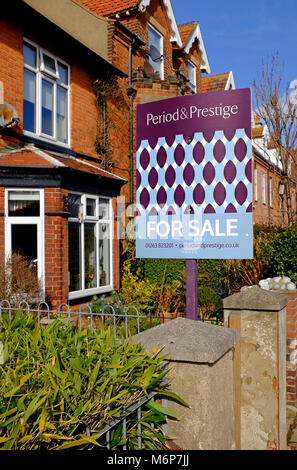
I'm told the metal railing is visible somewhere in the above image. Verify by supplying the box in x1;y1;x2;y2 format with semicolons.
0;299;185;339
0;299;171;450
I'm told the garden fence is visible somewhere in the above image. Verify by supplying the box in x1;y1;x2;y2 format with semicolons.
0;298;220;450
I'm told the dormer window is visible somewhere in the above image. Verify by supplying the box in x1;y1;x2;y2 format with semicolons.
23;39;70;146
148;24;164;79
188;60;197;93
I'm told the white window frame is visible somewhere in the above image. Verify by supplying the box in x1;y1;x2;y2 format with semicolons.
188;60;197;93
269;176;273;207
262;172;266;204
148;24;164;80
254;167;258;201
23;38;71;148
4;189;45;295
68;192;113;300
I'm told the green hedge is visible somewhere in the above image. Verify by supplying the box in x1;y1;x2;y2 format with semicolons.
0;310;187;450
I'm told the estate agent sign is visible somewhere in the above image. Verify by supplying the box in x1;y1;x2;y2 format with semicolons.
136;88;253;259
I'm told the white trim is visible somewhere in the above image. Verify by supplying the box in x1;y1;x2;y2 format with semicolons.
23;37;71;147
225;71;235;90
188;60;197;93
254;167;258;201
183;23;211;74
139;0;182;47
4;188;45;295
261;172;266;204
148;23;164;80
68;192;113;299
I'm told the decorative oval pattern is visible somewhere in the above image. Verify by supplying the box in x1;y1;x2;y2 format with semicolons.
193;184;205;205
235;138;247;161
174;185;185;207
149;207;158;216
185;205;194;214
204;129;214;143
157;187;167;206
140;149;150;170
213;140;226;163
140;188;150;209
204;204;215;213
148;136;158;149
166;206;176;215
157;147;166;168
148;167;158;189
235;181;247;205
165;135;175;147
165;165;176;187
136;170;141;190
183;163;194;186
224;128;235;141
225;203;237;213
246;203;253;213
213;183;226;206
174;144;185;165
193;142;205;164
224;160;236;184
245;159;252;182
203;162;215;185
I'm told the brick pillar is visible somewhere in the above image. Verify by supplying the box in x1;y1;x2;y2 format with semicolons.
279;290;297;407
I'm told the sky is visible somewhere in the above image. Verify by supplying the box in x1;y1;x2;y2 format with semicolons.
171;0;297;96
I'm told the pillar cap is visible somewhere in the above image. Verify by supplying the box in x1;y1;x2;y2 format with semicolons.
223;286;289;311
132;317;239;364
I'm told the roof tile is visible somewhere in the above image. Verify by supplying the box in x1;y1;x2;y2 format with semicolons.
201;73;230;93
82;0;139;17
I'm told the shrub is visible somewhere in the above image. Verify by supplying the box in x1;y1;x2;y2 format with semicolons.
121;261;159;315
0;310;187;450
269;225;297;283
0;253;42;306
143;259;186;286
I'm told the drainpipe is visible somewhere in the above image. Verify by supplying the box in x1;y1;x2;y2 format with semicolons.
128;38;137;208
114;21;145;209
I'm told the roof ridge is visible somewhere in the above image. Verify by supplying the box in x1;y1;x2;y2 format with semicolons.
202;72;230;79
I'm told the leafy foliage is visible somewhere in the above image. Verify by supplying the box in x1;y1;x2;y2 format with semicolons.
269;225;297;282
0;311;187;450
121;261;159;316
0;253;42;307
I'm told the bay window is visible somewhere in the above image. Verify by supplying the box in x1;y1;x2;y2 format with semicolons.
23;39;70;146
68;193;112;299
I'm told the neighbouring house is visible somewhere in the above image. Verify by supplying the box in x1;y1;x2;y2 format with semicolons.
252;115;297;226
0;0;128;307
0;0;214;306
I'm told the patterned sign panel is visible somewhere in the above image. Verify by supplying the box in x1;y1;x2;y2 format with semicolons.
136;89;253;259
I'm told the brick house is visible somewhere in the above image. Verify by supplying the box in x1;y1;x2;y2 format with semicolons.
0;0;213;306
0;0;129;307
252;116;297;226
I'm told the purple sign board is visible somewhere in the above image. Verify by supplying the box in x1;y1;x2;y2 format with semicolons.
136;88;253;259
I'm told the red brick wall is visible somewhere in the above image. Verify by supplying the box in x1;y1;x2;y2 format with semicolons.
252;157;297;227
44;188;69;306
0;15;23;149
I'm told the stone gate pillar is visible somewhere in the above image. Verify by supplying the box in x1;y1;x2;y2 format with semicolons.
223;286;288;450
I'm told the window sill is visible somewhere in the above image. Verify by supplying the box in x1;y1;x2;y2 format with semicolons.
68;285;113;301
23;131;71;150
